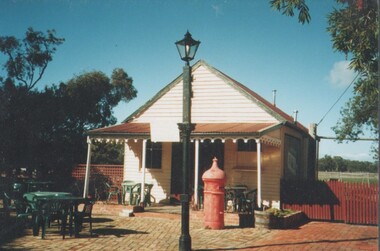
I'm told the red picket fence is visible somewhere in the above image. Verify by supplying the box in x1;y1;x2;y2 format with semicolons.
281;180;378;225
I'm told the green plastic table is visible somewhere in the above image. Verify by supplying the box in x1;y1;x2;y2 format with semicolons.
23;192;88;238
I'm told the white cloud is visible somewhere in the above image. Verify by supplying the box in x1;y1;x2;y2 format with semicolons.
327;61;356;88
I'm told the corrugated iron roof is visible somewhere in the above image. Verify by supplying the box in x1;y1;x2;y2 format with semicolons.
204;61;309;133
87;122;280;138
88;123;150;135
193;123;276;133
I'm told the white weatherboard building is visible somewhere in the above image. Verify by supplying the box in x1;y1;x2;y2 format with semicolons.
85;60;317;208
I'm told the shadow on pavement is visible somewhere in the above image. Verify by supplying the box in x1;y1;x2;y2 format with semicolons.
92;217;114;223
195;237;379;251
92;228;148;237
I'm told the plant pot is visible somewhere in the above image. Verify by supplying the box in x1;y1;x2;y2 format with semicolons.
254;210;270;228
270;211;304;229
239;213;254;228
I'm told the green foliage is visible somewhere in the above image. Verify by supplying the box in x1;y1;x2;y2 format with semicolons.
65;71;116;128
0;29;136;183
60;70;137;131
328;1;379;152
111;68;137;103
270;0;311;24
266;208;295;217
328;0;378;74
319;155;377;172
270;0;379;158
91;141;124;165
0;27;64;90
0;71;135;181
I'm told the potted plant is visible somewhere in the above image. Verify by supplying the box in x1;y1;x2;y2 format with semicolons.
266;208;304;229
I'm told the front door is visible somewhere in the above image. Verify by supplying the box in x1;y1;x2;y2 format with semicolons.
170;142;195;195
198;140;224;187
170;140;224;195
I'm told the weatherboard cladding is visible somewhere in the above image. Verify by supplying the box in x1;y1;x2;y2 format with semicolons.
131;63;279;124
88;60;309;137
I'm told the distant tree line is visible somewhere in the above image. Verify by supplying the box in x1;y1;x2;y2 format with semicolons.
0;28;136;188
318;155;377;173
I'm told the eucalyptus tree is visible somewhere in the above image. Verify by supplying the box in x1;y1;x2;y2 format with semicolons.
0;27;64;91
0;69;136;182
32;69;137;181
270;0;379;157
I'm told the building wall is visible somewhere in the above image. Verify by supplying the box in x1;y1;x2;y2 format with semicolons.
261;144;282;208
120;62;313;206
281;126;311;181
223;138;282;208
133;65;278;124
123;140;141;181
124;138;282;206
123;140;172;203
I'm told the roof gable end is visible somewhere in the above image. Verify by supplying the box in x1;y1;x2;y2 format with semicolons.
123;60;307;132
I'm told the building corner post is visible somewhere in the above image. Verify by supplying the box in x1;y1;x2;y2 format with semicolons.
83;136;92;198
256;139;262;208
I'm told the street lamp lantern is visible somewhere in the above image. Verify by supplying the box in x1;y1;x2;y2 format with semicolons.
175;31;201;64
176;31;200;251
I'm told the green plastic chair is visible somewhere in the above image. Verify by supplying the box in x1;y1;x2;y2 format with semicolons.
37;199;67;239
74;200;94;236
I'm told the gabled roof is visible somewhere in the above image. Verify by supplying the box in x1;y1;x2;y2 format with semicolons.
88;60;309;138
123;60;307;131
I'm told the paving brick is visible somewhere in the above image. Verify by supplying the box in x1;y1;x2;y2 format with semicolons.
0;204;378;250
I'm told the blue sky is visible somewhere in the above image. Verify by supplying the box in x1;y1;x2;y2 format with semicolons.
0;0;376;162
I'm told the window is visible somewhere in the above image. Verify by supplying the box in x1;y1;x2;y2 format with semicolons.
284;135;301;180
237;139;261;152
145;140;162;169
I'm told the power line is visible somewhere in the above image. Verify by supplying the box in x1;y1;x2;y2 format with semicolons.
317;73;360;126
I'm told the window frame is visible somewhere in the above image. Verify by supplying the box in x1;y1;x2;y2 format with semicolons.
145;140;162;169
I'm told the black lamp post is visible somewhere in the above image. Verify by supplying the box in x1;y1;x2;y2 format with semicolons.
175;31;200;251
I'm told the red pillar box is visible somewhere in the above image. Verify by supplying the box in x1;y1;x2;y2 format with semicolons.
202;157;226;229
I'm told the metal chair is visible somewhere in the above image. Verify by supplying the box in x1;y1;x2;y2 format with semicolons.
241;189;258;213
129;183;153;206
224;189;236;212
197;185;204;210
105;182;120;204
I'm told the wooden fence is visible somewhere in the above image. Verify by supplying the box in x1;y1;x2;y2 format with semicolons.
281;180;378;225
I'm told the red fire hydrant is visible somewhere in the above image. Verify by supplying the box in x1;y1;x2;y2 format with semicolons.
202;157;226;229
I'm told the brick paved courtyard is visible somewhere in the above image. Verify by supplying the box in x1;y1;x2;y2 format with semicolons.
0;204;378;250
